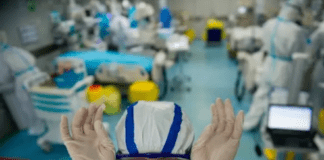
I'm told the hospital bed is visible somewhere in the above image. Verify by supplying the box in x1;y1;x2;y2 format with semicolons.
56;51;154;76
24;72;94;152
56;50;169;98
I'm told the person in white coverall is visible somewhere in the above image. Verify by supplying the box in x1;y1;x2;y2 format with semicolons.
306;18;324;63
0;43;45;135
61;99;244;160
243;0;307;131
306;15;324;114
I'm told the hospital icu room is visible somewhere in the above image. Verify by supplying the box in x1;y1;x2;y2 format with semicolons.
2;0;324;159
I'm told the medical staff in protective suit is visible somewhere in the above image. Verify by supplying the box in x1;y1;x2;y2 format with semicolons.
306;17;324;63
243;0;307;131
61;99;244;160
0;43;44;135
307;15;324;115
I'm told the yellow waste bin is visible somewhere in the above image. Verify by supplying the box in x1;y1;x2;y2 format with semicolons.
87;85;121;115
87;85;104;102
185;28;196;44
202;19;226;41
128;81;159;103
264;148;277;160
285;151;295;160
319;109;324;135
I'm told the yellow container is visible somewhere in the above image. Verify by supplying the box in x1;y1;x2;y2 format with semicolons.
264;148;277;160
128;81;159;103
102;86;121;115
185;28;196;44
86;85;104;102
227;42;231;50
87;85;121;115
202;19;226;41
285;151;295;160
318;109;324;134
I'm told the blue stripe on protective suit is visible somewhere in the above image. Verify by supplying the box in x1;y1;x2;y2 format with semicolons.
0;42;10;51
270;54;292;61
129;7;138;28
116;153;190;159
96;13;110;39
31;84;86;100
126;102;139;154
162;103;182;153
270;17;293;66
58;51;154;75
31;93;68;99
32;100;69;106
306;38;312;45
76;85;88;93
14;66;36;77
34;105;71;113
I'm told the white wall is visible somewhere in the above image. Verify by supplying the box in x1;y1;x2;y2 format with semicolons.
167;0;239;38
0;0;94;51
0;0;64;51
168;0;239;17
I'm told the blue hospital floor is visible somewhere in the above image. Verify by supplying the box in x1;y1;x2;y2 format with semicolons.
0;40;265;160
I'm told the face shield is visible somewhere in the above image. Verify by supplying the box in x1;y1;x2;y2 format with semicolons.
115;101;195;160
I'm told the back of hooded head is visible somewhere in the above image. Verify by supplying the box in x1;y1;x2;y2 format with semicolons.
115;101;195;159
279;0;306;22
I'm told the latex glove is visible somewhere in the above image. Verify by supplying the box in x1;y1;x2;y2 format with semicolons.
191;98;244;160
60;104;116;160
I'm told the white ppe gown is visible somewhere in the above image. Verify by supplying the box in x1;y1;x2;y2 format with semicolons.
110;15;130;47
243;16;306;131
306;22;324;61
0;43;44;134
307;23;324;114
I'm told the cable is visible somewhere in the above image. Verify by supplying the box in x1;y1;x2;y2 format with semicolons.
235;70;245;102
252;130;263;157
159;66;168;100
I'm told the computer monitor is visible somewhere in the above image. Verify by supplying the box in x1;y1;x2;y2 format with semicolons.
267;105;312;132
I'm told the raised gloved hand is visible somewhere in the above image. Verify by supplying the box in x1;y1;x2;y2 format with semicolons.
191;98;244;160
60;104;115;160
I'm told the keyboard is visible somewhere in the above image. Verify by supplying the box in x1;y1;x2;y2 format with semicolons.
271;135;318;150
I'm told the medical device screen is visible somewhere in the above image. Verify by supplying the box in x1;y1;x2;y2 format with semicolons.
268;105;312;131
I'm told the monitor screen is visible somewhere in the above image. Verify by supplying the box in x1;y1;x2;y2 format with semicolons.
268;105;312;131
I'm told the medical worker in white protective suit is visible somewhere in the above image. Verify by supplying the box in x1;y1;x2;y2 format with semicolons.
306;14;324;113
306;16;324;63
109;0;131;50
243;0;307;131
0;43;45;135
61;99;244;160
